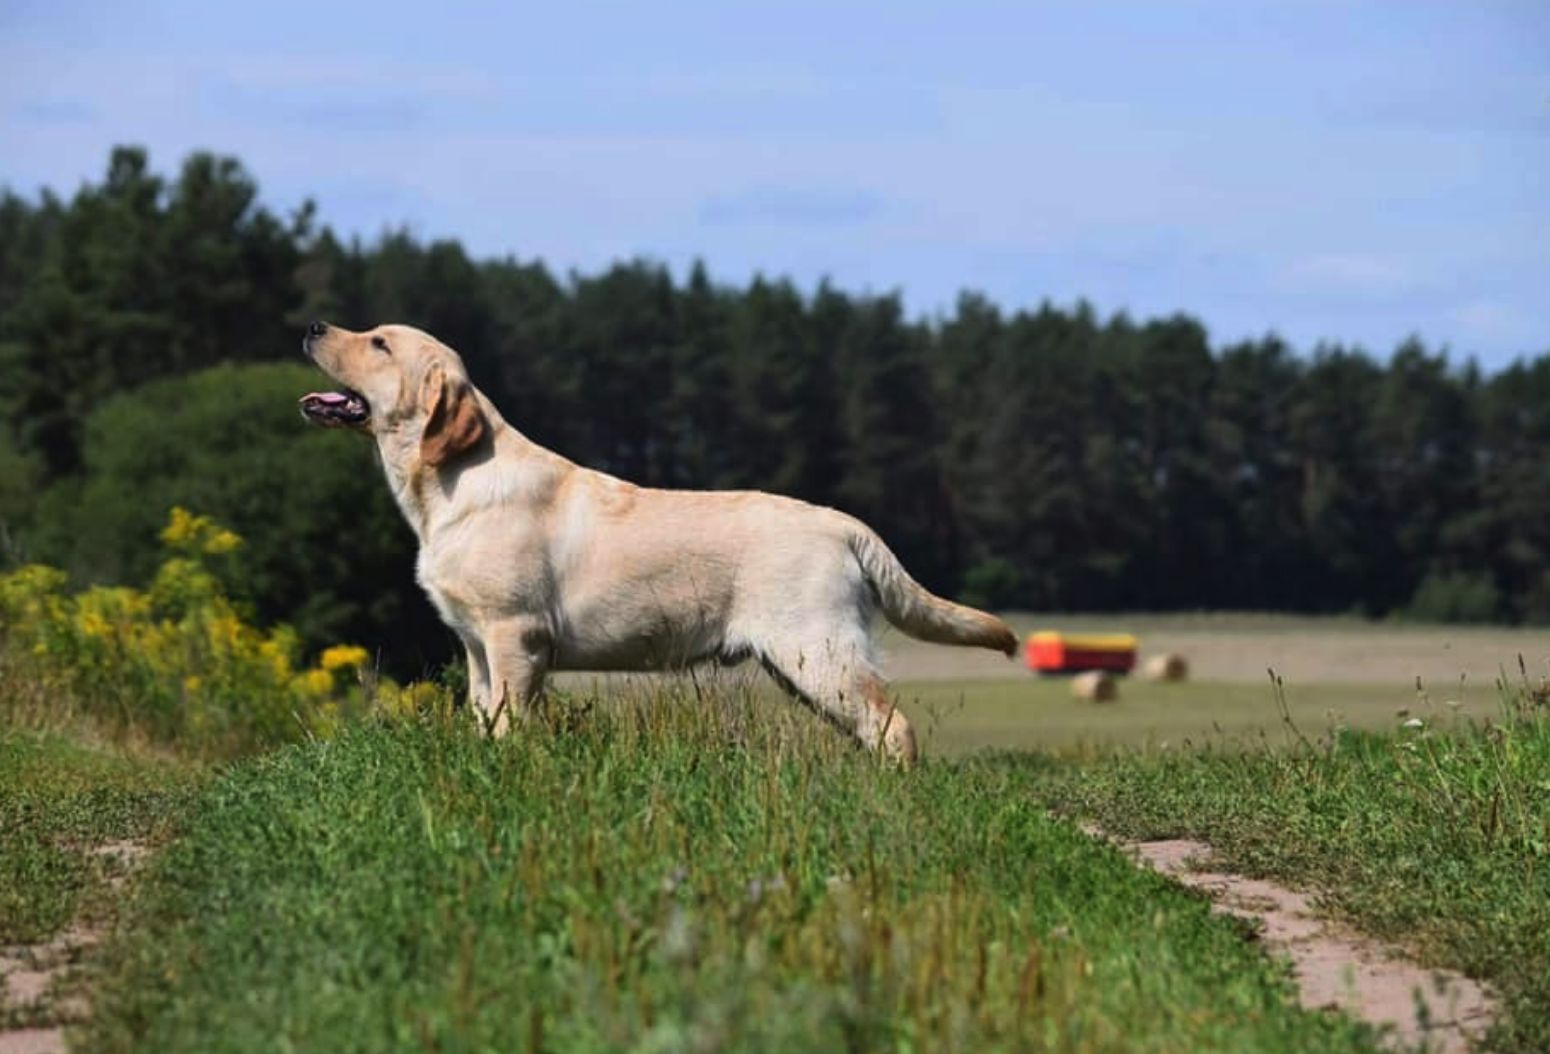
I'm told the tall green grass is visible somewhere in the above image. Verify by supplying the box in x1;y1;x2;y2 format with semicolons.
1027;680;1550;1053
83;685;1380;1053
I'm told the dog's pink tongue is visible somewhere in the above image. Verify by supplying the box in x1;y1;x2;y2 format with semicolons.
301;391;348;406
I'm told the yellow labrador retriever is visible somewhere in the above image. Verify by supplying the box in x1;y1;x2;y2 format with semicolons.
300;321;1015;761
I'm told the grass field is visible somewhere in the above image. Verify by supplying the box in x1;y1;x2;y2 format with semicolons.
555;672;1503;756
6;614;1550;1052
881;612;1550;688
896;676;1502;755
77;695;1382;1054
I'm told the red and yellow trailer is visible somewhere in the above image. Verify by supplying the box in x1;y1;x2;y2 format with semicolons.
1025;631;1137;675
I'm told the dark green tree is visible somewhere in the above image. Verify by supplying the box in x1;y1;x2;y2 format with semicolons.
725;276;841;500
5;143;1550;636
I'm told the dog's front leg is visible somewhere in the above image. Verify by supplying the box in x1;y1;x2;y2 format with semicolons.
456;630;492;724
479;618;551;736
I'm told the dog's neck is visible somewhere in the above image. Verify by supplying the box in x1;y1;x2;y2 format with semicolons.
374;397;570;543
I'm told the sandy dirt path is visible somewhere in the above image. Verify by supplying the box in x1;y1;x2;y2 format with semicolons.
0;841;148;1054
1122;835;1495;1052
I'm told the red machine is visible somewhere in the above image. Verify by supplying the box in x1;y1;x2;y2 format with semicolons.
1025;631;1137;675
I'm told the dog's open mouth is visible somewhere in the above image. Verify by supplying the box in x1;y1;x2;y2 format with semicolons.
299;389;370;428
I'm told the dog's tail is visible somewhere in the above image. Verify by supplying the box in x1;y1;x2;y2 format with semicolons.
848;524;1018;657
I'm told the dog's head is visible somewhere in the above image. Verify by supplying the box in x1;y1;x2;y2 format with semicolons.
300;322;488;468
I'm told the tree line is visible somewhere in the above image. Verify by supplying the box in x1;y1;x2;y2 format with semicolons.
2;147;1547;672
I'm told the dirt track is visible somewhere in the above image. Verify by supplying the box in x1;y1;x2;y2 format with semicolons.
0;841;147;1054
1123;835;1495;1053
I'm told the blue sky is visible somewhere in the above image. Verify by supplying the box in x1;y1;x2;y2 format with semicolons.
2;1;1546;367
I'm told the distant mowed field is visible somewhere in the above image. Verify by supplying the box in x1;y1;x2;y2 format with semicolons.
891;613;1548;755
886;612;1550;685
561;613;1550;756
893;678;1505;756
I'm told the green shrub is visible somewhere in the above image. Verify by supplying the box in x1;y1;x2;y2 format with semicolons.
959;556;1024;611
1405;570;1502;624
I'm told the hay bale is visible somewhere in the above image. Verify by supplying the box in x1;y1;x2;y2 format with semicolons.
1071;670;1118;702
1141;653;1189;682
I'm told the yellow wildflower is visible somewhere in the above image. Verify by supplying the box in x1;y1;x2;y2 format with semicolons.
0;565;68;620
384;680;446;718
259;638;294;681
160;507;199;548
150;557;220;613
208;612;246;650
160;507;245;556
76;610;112;639
320;644;369;672
297;668;335;698
203;527;243;555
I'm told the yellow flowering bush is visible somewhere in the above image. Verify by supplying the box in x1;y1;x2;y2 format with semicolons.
0;507;442;755
320;645;370;672
374;679;451;721
161;506;244;556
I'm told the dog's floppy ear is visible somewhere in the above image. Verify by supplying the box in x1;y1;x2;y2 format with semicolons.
419;363;488;468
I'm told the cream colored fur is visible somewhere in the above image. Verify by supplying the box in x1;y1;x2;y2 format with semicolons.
303;322;1017;762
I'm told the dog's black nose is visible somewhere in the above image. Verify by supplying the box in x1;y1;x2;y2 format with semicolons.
307;320;329;338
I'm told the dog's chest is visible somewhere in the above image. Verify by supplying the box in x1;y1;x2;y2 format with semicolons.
419;576;474;636
415;535;545;628
416;554;489;630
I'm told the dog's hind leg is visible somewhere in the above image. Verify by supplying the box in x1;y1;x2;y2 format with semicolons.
853;671;917;764
759;638;917;765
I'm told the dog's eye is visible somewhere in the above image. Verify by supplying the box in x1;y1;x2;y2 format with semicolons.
371;336;390;353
